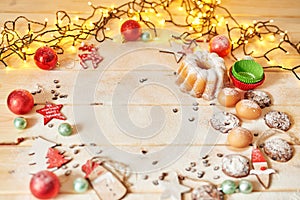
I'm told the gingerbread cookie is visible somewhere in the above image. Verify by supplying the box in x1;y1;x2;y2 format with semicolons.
263;138;293;162
264;110;291;131
244;90;271;108
222;154;250;178
210;111;241;133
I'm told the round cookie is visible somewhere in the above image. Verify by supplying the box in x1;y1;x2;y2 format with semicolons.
222;154;250;178
264;110;291;131
244;90;271;108
227;127;253;148
218;87;241;107
263;138;293;162
210;111;241;133
235;99;262;120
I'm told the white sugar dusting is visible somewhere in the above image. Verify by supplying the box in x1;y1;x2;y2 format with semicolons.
223;87;239;96
241;99;260;109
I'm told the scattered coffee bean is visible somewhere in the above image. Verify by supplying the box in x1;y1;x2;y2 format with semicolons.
141;149;148;154
202;160;208;164
217;153;223;158
185;167;191;171
191;168;197;173
31;91;36;95
190;162;196;167
209;103;216;106
142;175;149;180
213;166;220;171
259;143;265;148
213;175;220;179
54;80;59;84
73;163;79;168
37;89;42;93
69;144;76;149
56;85;61;88
173;71;177;75
79;143;85;147
152;160;158;165
193;102;199;106
254;133;259;137
96;149;103;154
48;124;54;128
65;170;72;176
52;97;58;100
193;107;199;111
204;163;210;167
188;117;195;122
172;108;178;113
152;180;159;186
90;143;97;146
51;90;56;94
139;78;148;83
62;165;68;169
197;171;205;178
202;155;208;159
73;149;80;154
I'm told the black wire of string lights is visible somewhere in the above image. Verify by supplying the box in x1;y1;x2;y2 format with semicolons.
0;0;299;79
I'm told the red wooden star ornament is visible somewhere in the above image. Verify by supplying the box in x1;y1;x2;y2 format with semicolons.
36;103;66;125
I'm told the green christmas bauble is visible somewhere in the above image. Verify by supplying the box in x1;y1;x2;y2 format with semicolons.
238;180;253;194
58;123;73;136
73;177;89;193
221;180;236;194
13;117;27;129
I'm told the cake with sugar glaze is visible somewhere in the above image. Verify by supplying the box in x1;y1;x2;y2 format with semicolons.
176;50;226;100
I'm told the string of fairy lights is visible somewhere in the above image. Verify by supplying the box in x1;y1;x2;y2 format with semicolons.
0;0;299;79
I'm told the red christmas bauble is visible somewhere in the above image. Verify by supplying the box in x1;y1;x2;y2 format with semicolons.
209;35;231;57
30;170;60;199
34;46;58;70
120;20;142;41
7;89;34;115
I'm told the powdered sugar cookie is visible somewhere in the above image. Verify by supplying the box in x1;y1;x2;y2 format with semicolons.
222;154;250;178
263;138;293;162
264;110;291;131
244;90;271;108
210;111;241;133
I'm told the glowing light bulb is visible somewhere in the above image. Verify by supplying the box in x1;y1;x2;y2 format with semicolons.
269;35;275;42
178;7;184;11
88;1;92;6
44;18;48;22
269;19;274;23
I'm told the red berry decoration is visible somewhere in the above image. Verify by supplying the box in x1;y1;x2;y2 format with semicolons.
7;89;34;115
34;46;58;70
209;35;231;57
120;20;142;41
30;170;60;199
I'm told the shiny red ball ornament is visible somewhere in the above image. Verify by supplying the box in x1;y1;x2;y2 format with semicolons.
209;35;231;57
7;89;34;115
34;46;58;70
30;170;60;199
120;20;142;41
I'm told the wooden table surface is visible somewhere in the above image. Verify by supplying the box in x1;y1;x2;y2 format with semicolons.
0;0;299;199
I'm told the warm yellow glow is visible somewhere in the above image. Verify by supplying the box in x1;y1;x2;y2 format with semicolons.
69;45;76;52
87;1;92;6
159;19;165;25
269;34;275;42
44;18;48;22
74;16;79;21
178;7;184;11
269;19;274;23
